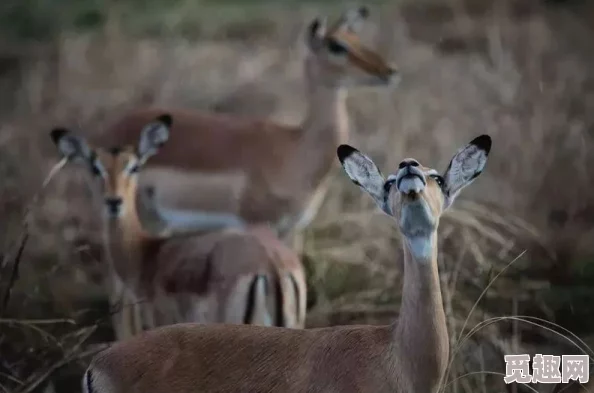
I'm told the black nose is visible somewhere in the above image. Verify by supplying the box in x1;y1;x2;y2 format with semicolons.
398;159;419;169
105;198;122;214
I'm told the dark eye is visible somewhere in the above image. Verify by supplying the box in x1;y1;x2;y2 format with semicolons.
327;39;347;55
430;174;445;188
383;178;396;193
89;157;103;177
129;164;140;174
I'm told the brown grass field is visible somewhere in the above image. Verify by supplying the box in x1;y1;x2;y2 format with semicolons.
1;0;594;392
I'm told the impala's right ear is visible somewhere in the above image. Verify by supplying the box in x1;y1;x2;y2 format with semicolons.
441;134;492;209
50;128;92;162
306;17;327;52
137;114;172;165
337;144;389;214
332;6;369;34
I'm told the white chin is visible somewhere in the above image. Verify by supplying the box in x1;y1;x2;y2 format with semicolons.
399;177;424;194
105;210;123;219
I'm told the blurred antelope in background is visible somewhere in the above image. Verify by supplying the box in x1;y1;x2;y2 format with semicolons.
81;135;492;393
50;114;306;341
138;184;307;330
94;6;400;244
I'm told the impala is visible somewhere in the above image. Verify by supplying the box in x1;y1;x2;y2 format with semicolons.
50;114;306;341
82;134;492;393
137;183;307;330
93;6;399;240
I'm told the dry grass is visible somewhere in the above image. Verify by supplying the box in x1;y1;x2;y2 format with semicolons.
1;0;594;391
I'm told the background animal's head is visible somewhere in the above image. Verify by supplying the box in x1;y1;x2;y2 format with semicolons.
305;6;399;88
50;114;172;218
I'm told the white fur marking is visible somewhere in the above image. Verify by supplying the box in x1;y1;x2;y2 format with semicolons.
83;368;115;393
160;206;245;232
407;236;433;262
399;199;435;238
342;151;385;202
252;276;273;326
399;177;424;194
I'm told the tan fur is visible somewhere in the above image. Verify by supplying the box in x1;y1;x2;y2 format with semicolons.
93;7;399;239
52;127;307;342
80;148;486;393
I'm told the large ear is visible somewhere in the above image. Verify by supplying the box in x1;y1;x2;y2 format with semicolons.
337;144;390;214
137;114;172;165
306;16;327;52
442;134;492;208
50;128;93;162
330;6;369;34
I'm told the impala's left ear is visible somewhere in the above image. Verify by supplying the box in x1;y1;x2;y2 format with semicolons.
137;114;172;165
442;134;492;209
306;16;327;52
50;128;93;162
337;144;391;215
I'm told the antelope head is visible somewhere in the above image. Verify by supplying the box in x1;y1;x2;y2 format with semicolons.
305;6;400;88
50;114;172;219
338;135;492;259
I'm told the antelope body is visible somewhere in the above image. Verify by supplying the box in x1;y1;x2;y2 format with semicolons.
94;7;399;239
50;115;306;341
140;186;307;329
82;135;492;393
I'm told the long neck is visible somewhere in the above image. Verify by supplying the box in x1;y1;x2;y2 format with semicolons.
102;185;149;286
282;56;349;189
391;233;449;392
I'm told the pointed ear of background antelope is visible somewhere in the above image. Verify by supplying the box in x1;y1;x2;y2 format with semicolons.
337;144;389;213
137;114;172;164
329;6;369;34
306;16;327;51
442;134;492;208
50;128;93;162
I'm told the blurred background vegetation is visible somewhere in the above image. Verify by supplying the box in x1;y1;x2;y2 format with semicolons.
1;0;594;392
